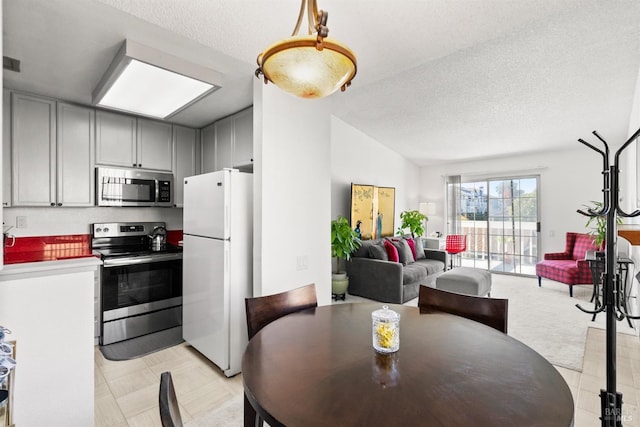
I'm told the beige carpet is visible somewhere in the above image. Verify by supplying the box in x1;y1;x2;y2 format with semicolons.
490;274;636;371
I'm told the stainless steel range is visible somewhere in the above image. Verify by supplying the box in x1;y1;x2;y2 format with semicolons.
92;222;182;346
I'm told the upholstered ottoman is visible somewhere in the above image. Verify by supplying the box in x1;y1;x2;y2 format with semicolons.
435;267;492;297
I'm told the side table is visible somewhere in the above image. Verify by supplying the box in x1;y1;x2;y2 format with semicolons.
586;252;635;328
423;237;445;250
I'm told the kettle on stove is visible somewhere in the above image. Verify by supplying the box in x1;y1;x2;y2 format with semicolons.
149;225;167;251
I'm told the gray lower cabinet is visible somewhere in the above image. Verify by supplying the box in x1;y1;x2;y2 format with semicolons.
11;93;95;207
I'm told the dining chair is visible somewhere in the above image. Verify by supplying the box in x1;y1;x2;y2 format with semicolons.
159;371;183;427
245;283;318;340
244;283;318;426
418;285;508;333
445;234;467;269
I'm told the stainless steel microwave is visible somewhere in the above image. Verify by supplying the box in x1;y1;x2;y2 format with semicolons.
96;167;173;207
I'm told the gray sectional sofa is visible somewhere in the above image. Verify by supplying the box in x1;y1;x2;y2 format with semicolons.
346;236;446;303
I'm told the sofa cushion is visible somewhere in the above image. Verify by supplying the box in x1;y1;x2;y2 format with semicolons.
535;259;592;284
414;237;426;259
402;264;428;285
414;258;446;275
406;238;417;260
369;244;389;261
383;240;399;262
572;233;597;260
390;238;415;265
353;239;377;258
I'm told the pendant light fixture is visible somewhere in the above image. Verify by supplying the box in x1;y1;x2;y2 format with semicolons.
255;0;357;99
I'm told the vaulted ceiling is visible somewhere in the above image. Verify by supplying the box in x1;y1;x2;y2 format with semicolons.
4;0;640;165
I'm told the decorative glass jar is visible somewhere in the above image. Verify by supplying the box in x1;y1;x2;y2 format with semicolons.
372;305;400;353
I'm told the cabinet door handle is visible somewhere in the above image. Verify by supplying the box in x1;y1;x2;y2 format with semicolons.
50;202;55;206
57;203;62;207
138;164;142;168
133;163;137;167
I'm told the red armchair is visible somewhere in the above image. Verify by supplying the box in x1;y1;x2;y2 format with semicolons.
535;232;599;297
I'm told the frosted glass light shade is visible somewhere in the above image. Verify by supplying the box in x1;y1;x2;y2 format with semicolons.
257;35;357;99
419;202;437;216
96;60;214;119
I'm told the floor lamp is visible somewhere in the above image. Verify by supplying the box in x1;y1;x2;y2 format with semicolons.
419;202;437;236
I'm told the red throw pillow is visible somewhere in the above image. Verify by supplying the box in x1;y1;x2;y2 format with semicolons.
383;239;400;263
406;238;417;260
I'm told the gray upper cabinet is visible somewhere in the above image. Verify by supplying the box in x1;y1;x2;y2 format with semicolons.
232;107;253;168
11;92;56;206
96;112;173;172
56;102;95;207
173;125;200;207
201;123;216;174
137;118;173;172
95;111;136;168
214;116;233;171
200;106;253;174
11;93;94;207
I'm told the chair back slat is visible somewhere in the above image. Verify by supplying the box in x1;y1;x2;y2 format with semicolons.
418;285;508;333
245;283;318;340
159;371;183;427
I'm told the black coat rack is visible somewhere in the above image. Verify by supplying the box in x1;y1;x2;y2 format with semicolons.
575;127;640;426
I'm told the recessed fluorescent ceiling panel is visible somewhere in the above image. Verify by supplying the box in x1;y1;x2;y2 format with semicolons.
93;40;222;119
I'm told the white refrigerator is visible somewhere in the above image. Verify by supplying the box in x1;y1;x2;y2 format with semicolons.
182;169;252;377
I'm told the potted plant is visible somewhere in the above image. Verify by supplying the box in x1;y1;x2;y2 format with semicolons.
396;210;428;237
331;216;362;299
582;200;621;250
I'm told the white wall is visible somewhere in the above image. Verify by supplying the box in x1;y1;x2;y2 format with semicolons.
3;206;183;236
253;80;332;305
330;116;421;228
625;65;640;320
419;148;603;256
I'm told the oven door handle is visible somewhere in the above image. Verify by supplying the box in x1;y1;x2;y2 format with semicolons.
103;253;182;267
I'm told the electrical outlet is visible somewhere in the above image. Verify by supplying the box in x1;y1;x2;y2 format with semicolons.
16;216;27;229
297;255;308;271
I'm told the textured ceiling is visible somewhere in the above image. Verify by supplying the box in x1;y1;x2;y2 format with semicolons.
5;0;640;165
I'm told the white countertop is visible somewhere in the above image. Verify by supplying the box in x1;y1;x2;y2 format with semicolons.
0;257;102;281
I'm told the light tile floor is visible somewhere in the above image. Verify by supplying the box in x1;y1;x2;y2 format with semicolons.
95;343;243;426
96;327;640;426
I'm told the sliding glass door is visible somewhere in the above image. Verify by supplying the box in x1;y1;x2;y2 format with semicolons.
459;176;539;275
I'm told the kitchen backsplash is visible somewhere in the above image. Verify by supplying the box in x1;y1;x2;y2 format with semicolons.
3;207;184;237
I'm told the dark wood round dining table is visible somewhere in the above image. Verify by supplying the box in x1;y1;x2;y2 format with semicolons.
242;303;575;427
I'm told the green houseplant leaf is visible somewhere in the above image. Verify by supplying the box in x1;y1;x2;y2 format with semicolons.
331;216;362;274
396;210;427;237
582;200;622;250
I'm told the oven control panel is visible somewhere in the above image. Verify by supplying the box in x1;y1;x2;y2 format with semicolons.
91;222;167;238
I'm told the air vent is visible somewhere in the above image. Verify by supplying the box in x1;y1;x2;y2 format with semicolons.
3;56;20;72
